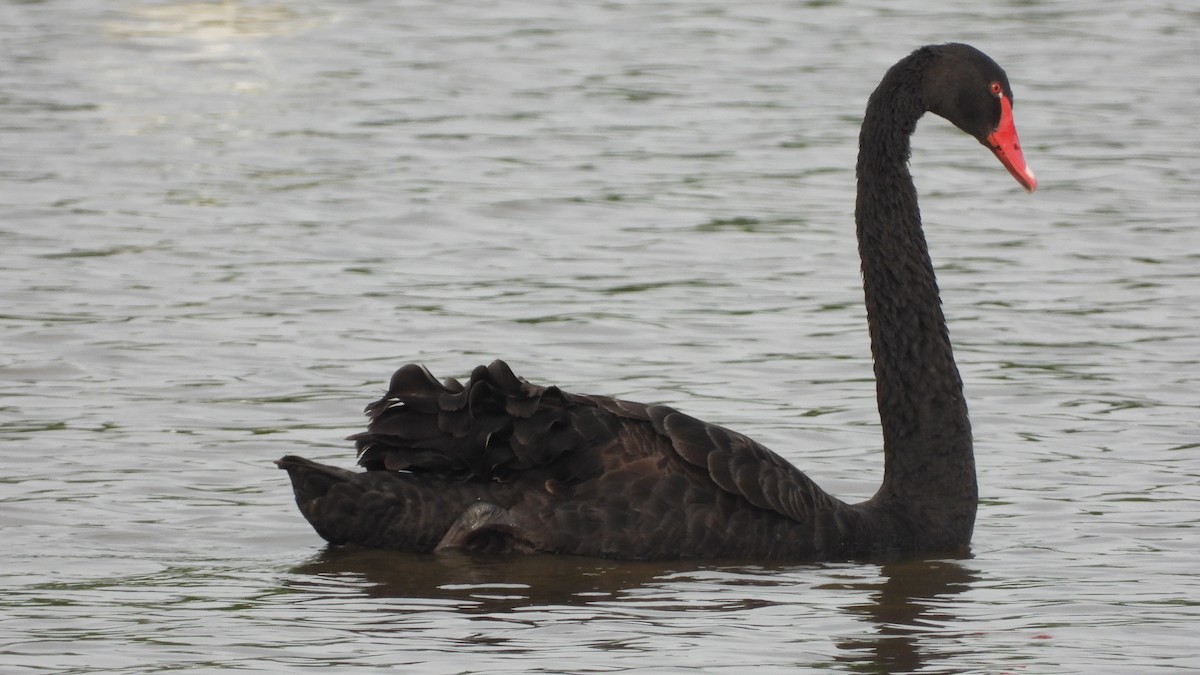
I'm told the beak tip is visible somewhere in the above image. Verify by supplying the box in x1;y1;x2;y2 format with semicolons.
1023;167;1038;193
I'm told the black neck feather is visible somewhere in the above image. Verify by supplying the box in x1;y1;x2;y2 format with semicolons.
853;50;977;545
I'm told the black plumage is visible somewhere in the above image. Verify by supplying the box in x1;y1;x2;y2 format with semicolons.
279;43;1036;561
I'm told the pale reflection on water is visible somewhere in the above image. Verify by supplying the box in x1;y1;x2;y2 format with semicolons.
2;0;1198;672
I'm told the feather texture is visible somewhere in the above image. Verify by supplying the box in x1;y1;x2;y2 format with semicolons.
279;360;879;559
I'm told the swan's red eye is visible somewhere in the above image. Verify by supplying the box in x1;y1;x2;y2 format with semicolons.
990;82;1003;96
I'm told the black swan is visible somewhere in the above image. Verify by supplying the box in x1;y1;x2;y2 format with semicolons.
279;43;1036;560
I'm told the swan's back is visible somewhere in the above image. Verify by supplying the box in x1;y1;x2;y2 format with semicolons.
279;360;863;560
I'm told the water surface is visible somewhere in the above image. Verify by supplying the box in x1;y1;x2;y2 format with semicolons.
2;1;1198;673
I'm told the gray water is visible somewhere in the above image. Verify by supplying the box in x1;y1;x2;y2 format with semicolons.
2;1;1198;673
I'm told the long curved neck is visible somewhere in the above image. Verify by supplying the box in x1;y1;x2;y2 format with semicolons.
853;56;977;548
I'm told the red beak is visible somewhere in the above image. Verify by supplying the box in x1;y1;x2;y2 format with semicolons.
985;94;1037;192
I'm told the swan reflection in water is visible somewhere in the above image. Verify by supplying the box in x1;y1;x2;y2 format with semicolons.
287;549;978;671
833;558;979;672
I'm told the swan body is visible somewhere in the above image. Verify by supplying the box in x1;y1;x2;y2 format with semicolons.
279;43;1035;560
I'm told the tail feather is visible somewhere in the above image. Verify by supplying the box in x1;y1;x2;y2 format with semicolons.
276;455;361;545
277;454;481;551
276;455;357;500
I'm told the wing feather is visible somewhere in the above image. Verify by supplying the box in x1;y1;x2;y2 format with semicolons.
353;360;833;526
352;361;617;486
645;405;832;523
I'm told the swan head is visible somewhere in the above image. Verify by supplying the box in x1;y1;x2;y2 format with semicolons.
923;43;1037;192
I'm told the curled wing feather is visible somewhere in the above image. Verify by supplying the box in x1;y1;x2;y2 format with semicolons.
351;360;834;525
